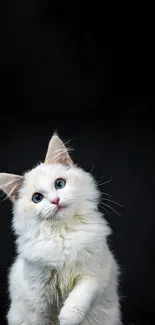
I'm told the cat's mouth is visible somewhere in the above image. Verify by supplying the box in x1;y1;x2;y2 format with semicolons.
43;204;68;219
54;203;68;214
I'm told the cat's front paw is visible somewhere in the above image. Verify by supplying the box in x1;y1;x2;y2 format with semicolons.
59;306;85;325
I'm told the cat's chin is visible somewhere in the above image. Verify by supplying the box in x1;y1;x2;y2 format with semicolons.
52;205;76;222
51;205;69;218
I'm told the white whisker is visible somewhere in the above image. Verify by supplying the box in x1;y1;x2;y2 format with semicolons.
100;191;112;198
98;204;108;214
83;164;94;173
99;176;113;186
101;198;122;208
99;202;121;216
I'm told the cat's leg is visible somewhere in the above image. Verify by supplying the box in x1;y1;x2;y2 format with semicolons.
81;299;121;325
98;304;121;325
7;258;53;325
102;311;121;325
59;276;100;325
7;300;54;325
7;302;28;325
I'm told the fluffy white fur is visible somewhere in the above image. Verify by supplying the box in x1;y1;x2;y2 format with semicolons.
0;134;121;325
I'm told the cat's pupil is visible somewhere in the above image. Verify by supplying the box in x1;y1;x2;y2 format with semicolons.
32;192;44;203
55;178;66;189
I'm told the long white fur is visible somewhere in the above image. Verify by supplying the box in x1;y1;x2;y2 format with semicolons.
0;135;121;325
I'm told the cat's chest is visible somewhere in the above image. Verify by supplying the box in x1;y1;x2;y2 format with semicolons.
24;225;95;303
47;264;81;302
44;227;86;296
47;225;86;266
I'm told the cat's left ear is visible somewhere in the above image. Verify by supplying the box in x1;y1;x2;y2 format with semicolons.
0;173;24;201
44;133;73;166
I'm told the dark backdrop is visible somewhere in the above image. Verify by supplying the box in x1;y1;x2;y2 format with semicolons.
0;2;155;325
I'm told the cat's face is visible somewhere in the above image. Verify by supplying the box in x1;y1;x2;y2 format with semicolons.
16;163;98;221
0;134;100;228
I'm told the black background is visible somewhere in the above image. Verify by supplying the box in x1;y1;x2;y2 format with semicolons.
0;2;155;325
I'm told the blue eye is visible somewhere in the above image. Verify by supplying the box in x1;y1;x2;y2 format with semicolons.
55;178;66;189
32;192;44;203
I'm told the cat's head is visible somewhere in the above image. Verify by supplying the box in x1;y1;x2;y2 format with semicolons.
0;134;100;231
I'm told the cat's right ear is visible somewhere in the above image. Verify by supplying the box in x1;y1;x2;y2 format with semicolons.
44;133;73;166
0;173;24;201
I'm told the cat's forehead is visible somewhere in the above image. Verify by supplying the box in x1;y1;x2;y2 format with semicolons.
25;163;68;181
23;163;89;192
24;163;69;190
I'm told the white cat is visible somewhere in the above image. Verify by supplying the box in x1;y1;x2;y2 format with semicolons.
0;134;121;325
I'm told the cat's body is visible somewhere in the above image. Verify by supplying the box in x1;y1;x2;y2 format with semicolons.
0;134;121;325
9;214;120;325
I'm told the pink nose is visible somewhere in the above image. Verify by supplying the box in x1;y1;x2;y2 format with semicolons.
52;197;60;205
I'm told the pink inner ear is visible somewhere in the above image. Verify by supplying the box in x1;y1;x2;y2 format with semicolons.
44;134;73;166
0;173;24;201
